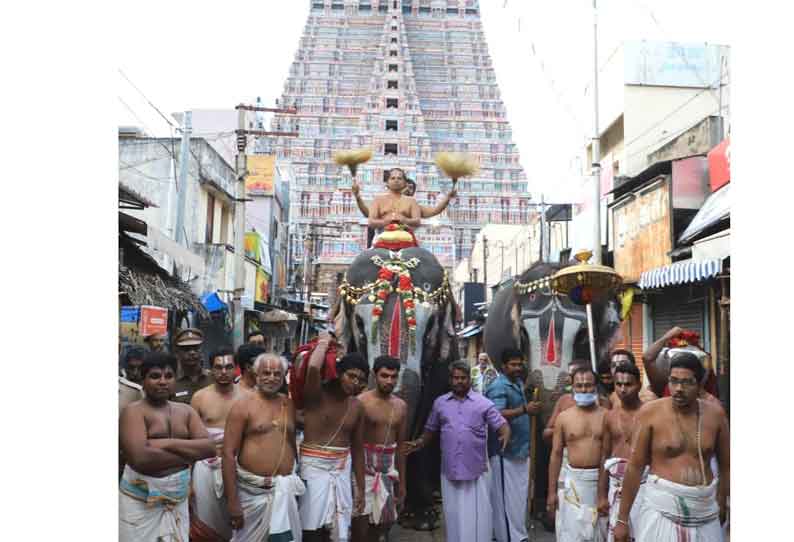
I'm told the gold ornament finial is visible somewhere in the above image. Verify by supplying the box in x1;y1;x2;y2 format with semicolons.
574;250;593;264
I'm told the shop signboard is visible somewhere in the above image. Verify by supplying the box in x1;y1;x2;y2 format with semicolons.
611;177;672;283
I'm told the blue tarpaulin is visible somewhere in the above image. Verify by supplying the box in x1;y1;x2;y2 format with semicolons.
201;292;228;313
120;306;140;322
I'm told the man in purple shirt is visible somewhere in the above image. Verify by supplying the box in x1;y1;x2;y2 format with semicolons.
405;360;510;542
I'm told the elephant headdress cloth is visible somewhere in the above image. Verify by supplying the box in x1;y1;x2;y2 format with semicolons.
289;336;342;409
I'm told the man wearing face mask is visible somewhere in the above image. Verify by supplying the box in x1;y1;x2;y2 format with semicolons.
222;353;305;542
548;365;608;542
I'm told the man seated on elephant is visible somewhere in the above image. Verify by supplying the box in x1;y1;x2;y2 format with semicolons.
352;175;457;221
363;168;423;250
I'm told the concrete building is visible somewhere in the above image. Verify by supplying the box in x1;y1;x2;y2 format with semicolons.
570;40;730;261
118;133;240;309
119;129;243;353
271;0;533;293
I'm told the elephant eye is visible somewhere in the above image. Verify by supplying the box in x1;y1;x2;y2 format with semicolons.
423;282;431;291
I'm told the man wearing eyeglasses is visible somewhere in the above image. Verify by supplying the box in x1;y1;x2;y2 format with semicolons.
613;352;729;542
299;333;368;542
189;347;245;541
172;328;213;404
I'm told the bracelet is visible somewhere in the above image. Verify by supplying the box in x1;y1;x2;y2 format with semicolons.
615;518;629;527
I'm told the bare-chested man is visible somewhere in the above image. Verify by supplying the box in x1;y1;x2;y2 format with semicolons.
300;333;368;542
613;352;729;542
642;326;722;407
543;360;610;445
597;363;645;542
190;347;246;541
235;343;266;392
548;365;608;542
119;352;216;542
607;350;659;407
351;356;408;542
353;176;457;220
223;353;304;542
367;168;422;231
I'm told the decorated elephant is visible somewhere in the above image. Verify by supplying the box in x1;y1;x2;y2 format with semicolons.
483;260;623;514
483;260;623;424
331;245;460;528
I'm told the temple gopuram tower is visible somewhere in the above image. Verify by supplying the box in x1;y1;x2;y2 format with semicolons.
273;0;532;297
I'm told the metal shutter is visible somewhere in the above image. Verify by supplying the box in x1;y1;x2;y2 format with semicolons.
651;290;704;341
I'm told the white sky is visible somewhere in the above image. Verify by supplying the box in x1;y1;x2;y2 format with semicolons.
119;0;732;202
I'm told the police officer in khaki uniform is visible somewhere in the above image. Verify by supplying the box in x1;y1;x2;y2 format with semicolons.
172;328;213;404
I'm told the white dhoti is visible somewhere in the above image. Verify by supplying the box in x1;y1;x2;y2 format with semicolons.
557;465;604;542
441;471;493;542
635;474;723;542
362;443;399;526
191;428;232;541
490;454;529;542
119;465;191;542
231;464;305;542
298;444;352;541
604;458;648;542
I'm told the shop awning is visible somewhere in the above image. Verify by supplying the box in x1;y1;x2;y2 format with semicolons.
638;258;723;290
457;323;483;338
678;184;730;244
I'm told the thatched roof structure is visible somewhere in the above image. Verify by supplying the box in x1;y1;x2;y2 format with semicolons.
119;266;209;319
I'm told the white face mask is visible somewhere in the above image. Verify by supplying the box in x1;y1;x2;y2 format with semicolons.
574;392;597;407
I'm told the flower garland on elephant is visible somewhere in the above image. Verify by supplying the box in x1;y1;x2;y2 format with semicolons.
337;254;450;355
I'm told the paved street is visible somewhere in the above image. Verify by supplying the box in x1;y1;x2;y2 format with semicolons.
389;519;555;542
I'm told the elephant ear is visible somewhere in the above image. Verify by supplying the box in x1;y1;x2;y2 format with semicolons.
483;286;521;369
439;297;457;362
331;295;352;355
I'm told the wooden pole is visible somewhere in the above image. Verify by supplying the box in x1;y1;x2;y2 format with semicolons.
527;387;540;525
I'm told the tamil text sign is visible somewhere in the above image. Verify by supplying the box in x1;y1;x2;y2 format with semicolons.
624;41;725;89
245;154;275;195
611;177;672;283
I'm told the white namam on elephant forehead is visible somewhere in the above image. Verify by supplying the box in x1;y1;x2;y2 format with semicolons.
521;295;587;389
353;300;433;391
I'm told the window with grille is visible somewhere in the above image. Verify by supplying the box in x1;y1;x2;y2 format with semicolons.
386;98;399;108
386;120;398;131
388;64;398;72
387;80;398;89
384;143;398;155
391;37;398;43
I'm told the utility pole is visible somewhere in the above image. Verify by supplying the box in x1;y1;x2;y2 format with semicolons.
175;111;191;247
482;235;488;302
591;0;602;264
232;107;247;349
539;194;548;262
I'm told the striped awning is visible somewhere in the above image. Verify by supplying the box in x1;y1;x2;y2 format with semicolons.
457;323;483;338
638;258;723;290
